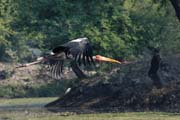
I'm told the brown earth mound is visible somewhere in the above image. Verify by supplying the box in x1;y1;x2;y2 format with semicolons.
45;54;180;113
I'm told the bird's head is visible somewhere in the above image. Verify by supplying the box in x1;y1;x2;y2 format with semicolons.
95;55;121;64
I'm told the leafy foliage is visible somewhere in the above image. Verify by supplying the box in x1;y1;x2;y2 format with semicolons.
0;0;180;62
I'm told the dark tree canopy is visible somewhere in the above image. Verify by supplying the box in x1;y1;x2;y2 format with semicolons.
0;0;180;62
170;0;180;22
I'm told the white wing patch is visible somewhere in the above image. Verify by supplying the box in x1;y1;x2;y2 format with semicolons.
71;37;88;42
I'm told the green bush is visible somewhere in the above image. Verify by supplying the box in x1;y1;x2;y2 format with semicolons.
1;0;180;62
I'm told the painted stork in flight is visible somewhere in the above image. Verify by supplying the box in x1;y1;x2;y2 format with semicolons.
17;37;121;79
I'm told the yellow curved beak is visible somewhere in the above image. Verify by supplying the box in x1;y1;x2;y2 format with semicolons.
95;55;121;64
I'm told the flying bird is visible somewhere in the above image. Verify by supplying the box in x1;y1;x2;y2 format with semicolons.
17;37;121;79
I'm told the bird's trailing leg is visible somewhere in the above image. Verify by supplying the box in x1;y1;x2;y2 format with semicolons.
15;57;45;68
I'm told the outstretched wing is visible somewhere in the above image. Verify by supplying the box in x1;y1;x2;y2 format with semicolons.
45;57;64;79
53;37;95;66
45;37;94;79
70;61;87;79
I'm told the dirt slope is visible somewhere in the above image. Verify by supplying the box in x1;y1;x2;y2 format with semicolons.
45;54;180;113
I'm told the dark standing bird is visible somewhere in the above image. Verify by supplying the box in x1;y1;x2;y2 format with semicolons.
148;48;162;88
17;37;121;79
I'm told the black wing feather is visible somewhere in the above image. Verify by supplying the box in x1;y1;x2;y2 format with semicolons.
70;61;87;79
68;38;94;66
52;46;67;54
46;38;94;79
46;58;64;79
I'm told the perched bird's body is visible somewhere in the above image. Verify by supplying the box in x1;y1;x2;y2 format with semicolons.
17;37;121;79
